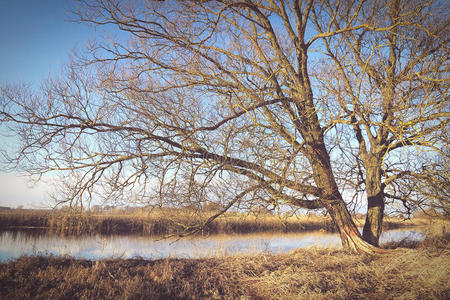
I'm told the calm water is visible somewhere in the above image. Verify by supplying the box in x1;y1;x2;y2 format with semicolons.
0;228;425;261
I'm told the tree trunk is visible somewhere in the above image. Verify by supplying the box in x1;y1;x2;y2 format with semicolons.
363;192;384;246
306;142;383;254
362;161;385;246
324;196;383;254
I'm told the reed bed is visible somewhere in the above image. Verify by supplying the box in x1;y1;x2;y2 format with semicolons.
0;209;51;228
0;208;430;236
0;220;448;300
0;209;336;235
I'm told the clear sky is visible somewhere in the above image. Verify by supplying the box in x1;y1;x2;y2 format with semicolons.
0;0;97;85
0;0;100;208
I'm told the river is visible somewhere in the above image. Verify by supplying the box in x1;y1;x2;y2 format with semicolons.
0;228;425;261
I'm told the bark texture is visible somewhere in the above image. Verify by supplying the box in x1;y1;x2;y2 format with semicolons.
307;142;382;254
362;157;385;246
363;193;385;246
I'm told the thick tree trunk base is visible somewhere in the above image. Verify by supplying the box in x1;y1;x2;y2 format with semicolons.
326;198;386;254
340;227;388;254
363;194;385;246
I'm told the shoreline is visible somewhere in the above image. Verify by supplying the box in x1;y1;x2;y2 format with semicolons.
0;239;448;299
0;218;447;299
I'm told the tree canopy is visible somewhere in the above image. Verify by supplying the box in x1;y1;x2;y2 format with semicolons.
313;0;449;245
1;0;448;253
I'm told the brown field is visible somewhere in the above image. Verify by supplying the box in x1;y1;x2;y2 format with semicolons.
0;208;430;236
0;220;448;300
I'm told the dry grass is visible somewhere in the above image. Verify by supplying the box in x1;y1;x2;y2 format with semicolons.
353;214;430;229
0;209;51;228
0;208;430;236
0;226;448;300
0;209;336;236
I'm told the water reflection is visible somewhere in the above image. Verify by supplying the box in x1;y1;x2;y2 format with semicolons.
0;228;425;261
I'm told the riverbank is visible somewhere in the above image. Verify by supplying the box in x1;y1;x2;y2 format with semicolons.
0;208;430;236
0;222;448;300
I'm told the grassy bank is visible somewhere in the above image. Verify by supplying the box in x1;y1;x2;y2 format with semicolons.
0;220;448;299
0;208;429;236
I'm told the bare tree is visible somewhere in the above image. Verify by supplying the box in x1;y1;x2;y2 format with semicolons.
313;0;449;245
6;0;443;253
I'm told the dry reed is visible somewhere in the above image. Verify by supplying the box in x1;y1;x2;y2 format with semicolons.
0;208;429;236
0;225;448;299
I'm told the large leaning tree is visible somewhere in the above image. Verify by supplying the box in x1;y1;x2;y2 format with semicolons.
1;0;445;253
313;0;449;245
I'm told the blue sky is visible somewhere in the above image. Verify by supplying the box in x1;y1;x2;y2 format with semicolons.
0;0;100;208
0;0;97;86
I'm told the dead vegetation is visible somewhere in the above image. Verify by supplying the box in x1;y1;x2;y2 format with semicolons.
0;208;429;236
0;220;448;299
